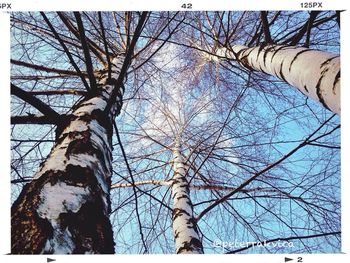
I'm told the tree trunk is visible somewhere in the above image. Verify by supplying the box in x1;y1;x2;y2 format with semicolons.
212;45;340;115
171;142;203;254
11;56;125;254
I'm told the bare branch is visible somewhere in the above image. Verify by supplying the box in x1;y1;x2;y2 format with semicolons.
74;12;98;94
196;115;337;221
57;12;106;65
11;83;61;121
41;12;91;91
226;231;341;254
11;115;57;125
11;59;84;76
260;11;273;44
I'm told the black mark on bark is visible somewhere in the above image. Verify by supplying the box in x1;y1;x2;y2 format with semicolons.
289;49;312;72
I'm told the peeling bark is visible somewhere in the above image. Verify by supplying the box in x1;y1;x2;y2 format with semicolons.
11;56;126;254
171;143;203;254
209;45;340;115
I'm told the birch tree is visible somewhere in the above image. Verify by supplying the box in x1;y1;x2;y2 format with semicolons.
109;42;238;253
171;141;203;254
11;11;341;254
186;11;340;114
109;34;340;254
203;45;340;114
109;11;340;254
10;11;180;254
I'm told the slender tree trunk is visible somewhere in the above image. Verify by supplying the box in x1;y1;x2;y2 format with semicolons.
11;56;125;254
171;142;203;254
212;45;340;114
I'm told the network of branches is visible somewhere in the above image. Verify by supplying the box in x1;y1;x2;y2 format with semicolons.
11;11;340;253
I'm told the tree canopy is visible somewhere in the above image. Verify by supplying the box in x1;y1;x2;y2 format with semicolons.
11;11;340;254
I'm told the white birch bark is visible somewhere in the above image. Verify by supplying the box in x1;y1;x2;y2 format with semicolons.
207;45;340;115
171;142;203;254
11;56;126;254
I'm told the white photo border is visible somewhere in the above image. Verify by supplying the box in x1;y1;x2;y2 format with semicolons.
1;1;349;262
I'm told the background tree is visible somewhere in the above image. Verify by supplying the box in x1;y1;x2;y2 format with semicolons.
11;11;340;254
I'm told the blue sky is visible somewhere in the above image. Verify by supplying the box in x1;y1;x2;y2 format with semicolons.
7;10;342;254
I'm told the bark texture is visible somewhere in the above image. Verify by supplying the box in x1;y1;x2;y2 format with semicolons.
171;143;203;254
11;56;125;254
213;45;340;115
